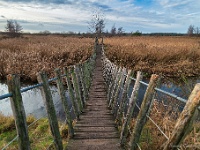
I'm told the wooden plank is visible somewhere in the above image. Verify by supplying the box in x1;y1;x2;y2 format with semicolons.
7;74;31;150
37;72;63;150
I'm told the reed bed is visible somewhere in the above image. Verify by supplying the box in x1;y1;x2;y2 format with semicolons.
0;35;93;82
104;36;200;77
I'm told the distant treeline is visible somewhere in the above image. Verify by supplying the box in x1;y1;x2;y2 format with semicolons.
0;31;198;38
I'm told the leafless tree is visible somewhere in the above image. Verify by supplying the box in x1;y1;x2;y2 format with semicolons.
195;27;199;35
5;20;23;37
117;27;124;35
88;11;105;37
110;24;116;36
187;25;195;36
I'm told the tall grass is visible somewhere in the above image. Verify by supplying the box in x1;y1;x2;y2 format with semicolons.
104;36;200;77
0;35;93;82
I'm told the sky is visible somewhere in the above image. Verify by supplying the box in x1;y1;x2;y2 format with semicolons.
0;0;199;33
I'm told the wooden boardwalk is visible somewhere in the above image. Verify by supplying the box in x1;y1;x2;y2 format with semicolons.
67;46;122;150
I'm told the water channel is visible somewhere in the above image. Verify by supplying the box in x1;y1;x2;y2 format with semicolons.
0;77;199;119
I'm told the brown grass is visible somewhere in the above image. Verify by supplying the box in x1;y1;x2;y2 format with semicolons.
125;99;200;150
0;35;93;82
104;36;200;77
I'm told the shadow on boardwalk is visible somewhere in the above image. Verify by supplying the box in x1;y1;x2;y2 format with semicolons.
67;45;122;150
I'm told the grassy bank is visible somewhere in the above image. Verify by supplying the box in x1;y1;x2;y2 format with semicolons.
0;113;70;149
0;35;93;82
104;36;200;77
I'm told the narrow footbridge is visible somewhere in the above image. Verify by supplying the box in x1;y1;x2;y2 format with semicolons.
0;38;199;150
67;44;121;150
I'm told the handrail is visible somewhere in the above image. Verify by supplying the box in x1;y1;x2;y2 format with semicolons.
129;76;187;103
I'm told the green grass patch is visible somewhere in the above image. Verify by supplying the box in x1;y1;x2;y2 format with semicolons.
0;113;69;149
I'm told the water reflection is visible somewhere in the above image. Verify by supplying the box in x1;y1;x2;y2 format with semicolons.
0;83;67;120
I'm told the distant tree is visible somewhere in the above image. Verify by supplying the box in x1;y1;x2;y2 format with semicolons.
88;11;105;37
195;27;200;35
117;27;124;35
40;30;51;35
132;30;142;36
15;21;23;34
5;20;23;37
110;24;116;36
187;25;195;36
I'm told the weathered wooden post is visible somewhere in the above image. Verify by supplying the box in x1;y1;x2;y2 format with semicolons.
83;61;91;91
64;67;80;120
115;69;133;126
111;68;127;113
120;71;143;146
107;65;118;103
128;74;159;150
109;67;122;108
37;72;63;150
163;83;200;150
79;64;88;102
74;65;86;107
7;74;31;150
70;66;83;112
55;68;74;137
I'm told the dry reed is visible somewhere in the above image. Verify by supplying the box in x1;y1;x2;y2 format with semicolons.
104;36;200;77
0;35;93;82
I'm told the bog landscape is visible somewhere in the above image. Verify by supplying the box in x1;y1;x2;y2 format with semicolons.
0;6;200;149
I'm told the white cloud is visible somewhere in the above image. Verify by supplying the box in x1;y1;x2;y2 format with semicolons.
0;0;199;33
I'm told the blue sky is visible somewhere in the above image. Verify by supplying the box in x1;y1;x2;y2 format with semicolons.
0;0;199;33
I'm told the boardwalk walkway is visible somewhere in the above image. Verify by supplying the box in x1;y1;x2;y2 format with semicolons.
67;45;122;150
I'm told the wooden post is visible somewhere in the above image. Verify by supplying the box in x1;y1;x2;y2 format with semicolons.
120;71;143;146
107;65;118;103
79;64;88;102
55;68;74;137
37;72;63;150
74;65;86;107
163;83;200;150
111;68;127;113
128;74;159;150
83;61;90;91
64;67;80;120
107;66;118;100
116;69;133;126
109;67;122;108
70;66;83;112
7;74;31;150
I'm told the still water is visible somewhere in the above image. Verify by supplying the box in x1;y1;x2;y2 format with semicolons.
0;82;70;120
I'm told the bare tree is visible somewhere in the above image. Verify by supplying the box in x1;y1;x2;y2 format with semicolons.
187;25;194;36
88;11;105;37
117;27;124;35
15;21;23;34
110;24;116;36
5;20;23;37
195;27;199;35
